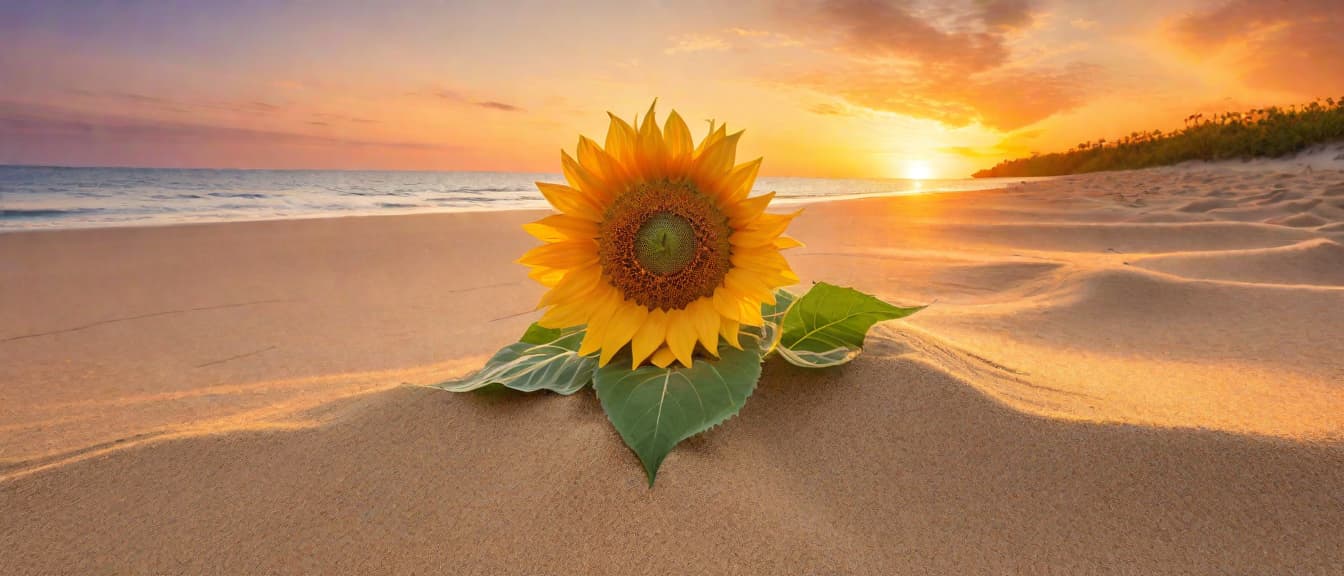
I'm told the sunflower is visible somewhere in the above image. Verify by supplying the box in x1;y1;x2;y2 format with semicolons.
518;102;801;369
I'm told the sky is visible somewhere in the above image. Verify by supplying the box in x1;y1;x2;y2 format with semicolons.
2;0;1341;178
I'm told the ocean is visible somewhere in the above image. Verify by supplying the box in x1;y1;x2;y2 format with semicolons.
0;165;1012;231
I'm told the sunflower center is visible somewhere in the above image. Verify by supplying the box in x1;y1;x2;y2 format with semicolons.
598;179;733;310
634;213;697;275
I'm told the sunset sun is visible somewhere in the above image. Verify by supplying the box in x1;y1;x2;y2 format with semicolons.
903;159;934;180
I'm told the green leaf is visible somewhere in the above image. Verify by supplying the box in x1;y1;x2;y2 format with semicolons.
593;337;763;485
756;288;796;355
519;323;565;345
778;282;923;368
776;346;861;368
430;323;596;395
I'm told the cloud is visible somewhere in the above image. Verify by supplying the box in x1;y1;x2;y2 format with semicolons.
729;27;771;38
1068;17;1097;30
664;33;729;55
976;0;1034;31
0;101;444;150
808;102;850;116
804;63;1096;130
1168;0;1344;96
475;100;523;112
68;89;171;106
664;26;803;56
939;128;1042;158
239;101;280;113
66;89;287;116
768;0;1091;130
434;89;525;112
939;145;999;158
793;0;1031;74
67;89;189;113
312;112;379;124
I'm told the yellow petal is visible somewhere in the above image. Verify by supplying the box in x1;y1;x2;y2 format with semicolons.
605;112;638;167
665;308;698;368
730;212;799;248
719;318;742;350
578;136;625;199
688;298;721;357
538;299;592;329
749;266;800;288
694;130;742;178
695;122;726;157
538;264;602;308
526;265;566;287
639;100;659;133
773;235;805;250
576;136;609;177
630;308;668;368
578;286;622;356
714;158;762;207
637;100;665;177
725;268;775;304
517;239;598;269
748;210;801;235
726;190;772;224
730;245;789;273
650;345;678;368
600;301;648;367
561;151;611;204
738;296;764;326
712;286;741;322
663;109;692;169
522;214;598;243
536;181;603;221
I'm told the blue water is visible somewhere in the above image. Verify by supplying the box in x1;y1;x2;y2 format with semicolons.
0;165;1011;231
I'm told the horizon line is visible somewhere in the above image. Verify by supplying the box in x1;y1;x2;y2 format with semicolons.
0;163;976;181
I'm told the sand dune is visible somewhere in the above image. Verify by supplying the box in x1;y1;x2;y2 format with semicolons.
1133;238;1344;286
3;163;1343;574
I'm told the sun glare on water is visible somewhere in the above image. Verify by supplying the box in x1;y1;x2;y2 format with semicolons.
904;159;934;181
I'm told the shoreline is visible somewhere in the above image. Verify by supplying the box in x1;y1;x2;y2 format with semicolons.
1;169;1022;233
2;186;1003;236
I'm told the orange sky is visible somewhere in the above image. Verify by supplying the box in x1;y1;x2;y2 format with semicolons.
1;0;1341;178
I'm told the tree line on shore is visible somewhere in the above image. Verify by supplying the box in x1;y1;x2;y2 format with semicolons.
972;97;1344;178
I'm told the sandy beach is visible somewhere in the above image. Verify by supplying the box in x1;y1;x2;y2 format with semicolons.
3;163;1343;574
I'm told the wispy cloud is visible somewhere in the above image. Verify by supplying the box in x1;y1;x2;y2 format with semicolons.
664;26;803;58
66;89;286;116
664;33;729;55
0;101;444;150
238;101;280;113
66;89;189;113
311;112;379;124
765;0;1095;130
475;100;523;112
434;89;525;112
1069;17;1098;30
728;27;770;38
1167;0;1344;96
978;0;1034;31
939;128;1042;158
808;102;850;116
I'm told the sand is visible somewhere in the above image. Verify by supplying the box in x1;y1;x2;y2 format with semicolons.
2;163;1343;574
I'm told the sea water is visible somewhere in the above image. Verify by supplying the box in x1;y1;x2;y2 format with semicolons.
0;165;1012;231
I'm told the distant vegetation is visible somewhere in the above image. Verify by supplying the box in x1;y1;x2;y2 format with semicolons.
973;98;1344;178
